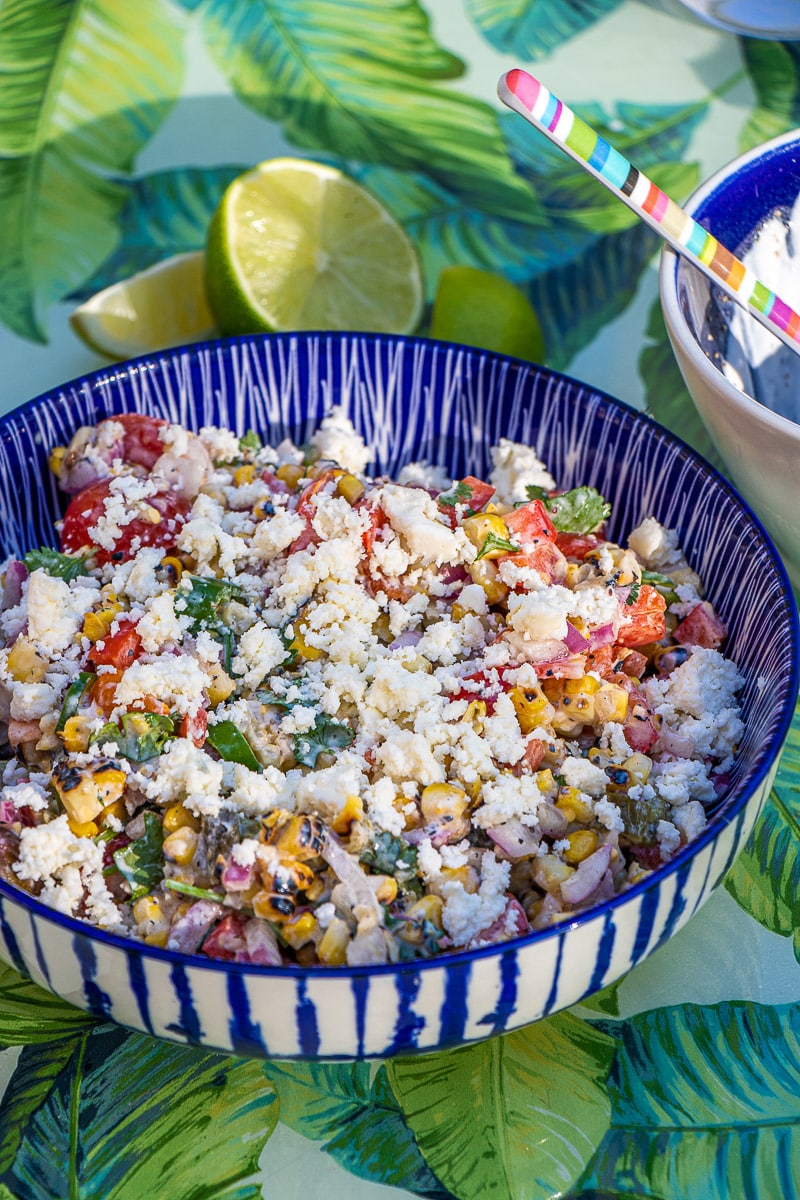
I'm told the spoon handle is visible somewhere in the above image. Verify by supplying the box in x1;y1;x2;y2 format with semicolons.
498;67;800;356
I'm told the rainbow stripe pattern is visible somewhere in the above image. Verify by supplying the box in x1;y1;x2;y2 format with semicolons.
498;67;800;350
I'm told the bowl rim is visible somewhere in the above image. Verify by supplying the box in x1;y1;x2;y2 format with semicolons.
0;329;797;979
659;125;800;441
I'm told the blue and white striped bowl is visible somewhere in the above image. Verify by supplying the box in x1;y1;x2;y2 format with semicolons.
0;332;795;1059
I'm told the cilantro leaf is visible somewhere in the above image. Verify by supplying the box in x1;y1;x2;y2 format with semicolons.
475;531;520;561
55;672;95;733
206;720;262;772
112;811;164;900
625;580;642;606
524;484;549;502
239;429;262;454
541;487;611;534
438;480;474;509
90;712;175;762
177;576;245;624
24;547;89;581
293;716;354;768
361;831;420;891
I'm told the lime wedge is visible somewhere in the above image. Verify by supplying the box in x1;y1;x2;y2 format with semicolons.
205;157;424;337
429;266;545;362
69;252;217;360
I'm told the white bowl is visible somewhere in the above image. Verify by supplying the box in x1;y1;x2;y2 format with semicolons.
659;128;800;590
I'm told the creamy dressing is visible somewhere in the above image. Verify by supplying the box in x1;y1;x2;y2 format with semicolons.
722;193;800;424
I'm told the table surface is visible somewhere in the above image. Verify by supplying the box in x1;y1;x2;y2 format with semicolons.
1;2;800;1198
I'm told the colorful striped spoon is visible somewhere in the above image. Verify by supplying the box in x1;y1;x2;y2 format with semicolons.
498;67;800;356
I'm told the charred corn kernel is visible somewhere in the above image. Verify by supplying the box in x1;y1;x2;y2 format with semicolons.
93;765;126;805
288;622;323;662
462;512;510;554
587;746;610;767
564;829;599;864
336;473;365;504
266;814;326;860
162;826;198;865
275;462;305;489
369;874;398;904
158;555;183;584
252;888;296;921
623;753;653;785
564;674;601;697
397;894;444;943
60;714;93;754
305;875;328;903
233;464;256;486
463;699;486;730
82;607;120;643
594;683;629;724
98;798;126;829
133;895;165;926
331;795;364;835
532;854;575;893
162;803;201;834
53;760;124;825
318;917;351;965
440;864;479;893
144;929;169;948
467;557;508;604
48;445;66;476
282;910;318;950
556;786;593;824
205;661;235;707
541;678;562;703
68;817;99;838
535;768;556;794
509;684;552;733
7;637;48;683
420;782;468;822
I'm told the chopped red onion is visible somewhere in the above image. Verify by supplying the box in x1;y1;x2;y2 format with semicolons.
166;899;226;953
240;917;282;965
321;832;381;915
220;860;255;891
588;622;615;650
487;819;541;858
560;844;612;906
389;630;422;651
1;560;27;611
537;803;569;839
565;621;589;653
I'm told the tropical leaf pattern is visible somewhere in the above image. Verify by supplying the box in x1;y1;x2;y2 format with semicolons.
1;2;800;1197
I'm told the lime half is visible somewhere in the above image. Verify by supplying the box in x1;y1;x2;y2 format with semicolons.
430;265;545;362
69;252;217;360
205;158;424;337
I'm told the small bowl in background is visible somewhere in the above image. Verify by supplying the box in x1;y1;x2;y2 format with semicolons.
659;128;800;590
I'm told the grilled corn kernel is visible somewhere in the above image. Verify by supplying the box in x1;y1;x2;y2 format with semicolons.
563;674;601;697
564;830;599;864
556;786;593;824
623;753;653;785
7;637;48;683
397;894;444;943
318;917;351;965
440;864;479;893
275;462;305;489
98;798;126;829
94;765;126;805
335;473;365;504
59;714;93;754
48;445;67;476
594;683;629;724
420;782;468;822
133;895;165;926
267;814;326;860
233;464;256;487
532;854;575;893
205;661;235;707
462;512;510;555
369;874;398;904
82;606;121;644
158;556;183;585
463;700;486;731
509;684;553;733
68;817;99;838
535;768;557;794
162;803;201;834
162;826;198;866
304;875;328;903
282;910;318;950
288;621;323;662
331;794;364;835
467;557;508;605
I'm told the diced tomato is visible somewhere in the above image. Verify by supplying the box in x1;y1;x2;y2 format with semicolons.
673;601;727;649
556;532;601;559
88;622;142;670
438;476;496;527
503;499;557;545
617;584;666;648
586;644;616;679
114;413;170;469
497;539;564;584
618;649;649;678
288;468;341;553
360;501;387;556
180;708;208;748
89;671;123;715
202;912;248;961
61;478;190;565
614;674;660;753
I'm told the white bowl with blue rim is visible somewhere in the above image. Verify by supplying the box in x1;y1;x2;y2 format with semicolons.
659;128;800;591
0;331;796;1059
